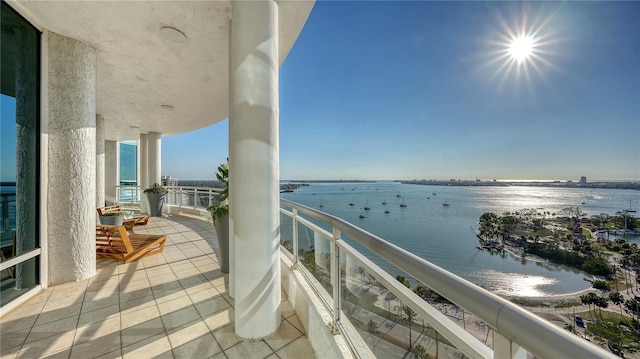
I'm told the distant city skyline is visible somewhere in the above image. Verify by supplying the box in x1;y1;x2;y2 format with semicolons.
162;1;640;181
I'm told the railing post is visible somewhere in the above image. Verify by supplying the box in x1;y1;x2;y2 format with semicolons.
332;227;341;324
193;188;198;210
493;331;526;359
292;208;298;264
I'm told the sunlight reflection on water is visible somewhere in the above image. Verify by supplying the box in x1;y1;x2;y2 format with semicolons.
474;270;558;297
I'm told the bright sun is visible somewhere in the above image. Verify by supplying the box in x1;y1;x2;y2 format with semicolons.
508;35;535;63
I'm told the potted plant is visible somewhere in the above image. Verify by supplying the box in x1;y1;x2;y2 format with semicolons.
99;211;124;226
208;162;229;273
143;183;168;217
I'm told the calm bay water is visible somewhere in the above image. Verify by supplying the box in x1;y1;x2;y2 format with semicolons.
281;181;640;297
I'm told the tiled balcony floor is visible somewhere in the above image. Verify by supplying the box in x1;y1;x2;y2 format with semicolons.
0;214;315;359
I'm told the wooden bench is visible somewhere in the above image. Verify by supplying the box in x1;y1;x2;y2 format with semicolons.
96;225;166;263
97;205;149;230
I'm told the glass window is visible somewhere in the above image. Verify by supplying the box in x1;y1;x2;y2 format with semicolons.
1;2;40;306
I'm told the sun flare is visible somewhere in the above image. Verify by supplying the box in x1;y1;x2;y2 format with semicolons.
508;35;535;63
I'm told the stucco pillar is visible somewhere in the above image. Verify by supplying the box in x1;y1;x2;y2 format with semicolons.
229;0;281;339
96;114;105;209
147;132;161;185
105;140;119;204
46;31;96;285
139;134;149;213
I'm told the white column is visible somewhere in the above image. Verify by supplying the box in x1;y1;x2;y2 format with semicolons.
96;114;105;209
147;132;161;185
229;0;281;339
46;31;96;285
104;140;119;204
139;134;149;213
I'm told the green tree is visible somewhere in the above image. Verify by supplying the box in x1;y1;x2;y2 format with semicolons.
367;320;378;347
609;292;627;324
413;344;428;359
402;305;416;350
396;275;411;288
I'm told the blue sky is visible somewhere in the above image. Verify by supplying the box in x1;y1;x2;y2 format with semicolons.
166;1;637;181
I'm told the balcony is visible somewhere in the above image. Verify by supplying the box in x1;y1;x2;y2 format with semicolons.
0;215;314;358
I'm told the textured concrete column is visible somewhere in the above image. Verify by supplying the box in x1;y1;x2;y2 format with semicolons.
96;114;105;209
104;141;119;204
147;132;161;185
229;0;281;339
46;31;96;285
139;134;149;213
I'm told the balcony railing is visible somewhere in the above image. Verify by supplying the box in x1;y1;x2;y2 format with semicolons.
155;186;610;358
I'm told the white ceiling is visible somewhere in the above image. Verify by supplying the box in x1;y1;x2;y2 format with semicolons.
15;0;314;141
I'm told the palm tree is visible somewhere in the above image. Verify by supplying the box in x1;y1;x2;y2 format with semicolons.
367;320;378;348
402;305;416;351
609;292;627;324
594;295;608;320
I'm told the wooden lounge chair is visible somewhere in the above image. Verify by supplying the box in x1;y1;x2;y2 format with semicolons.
97;205;150;230
96;225;166;263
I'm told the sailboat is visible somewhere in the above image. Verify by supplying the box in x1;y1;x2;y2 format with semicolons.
349;197;354;206
400;196;407;208
359;209;365;219
382;198;387;205
396;191;401;198
319;200;324;208
364;200;371;210
443;198;449;207
384;210;390;214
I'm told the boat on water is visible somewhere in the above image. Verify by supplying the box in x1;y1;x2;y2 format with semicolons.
384;210;390;214
349;198;354;206
364;200;370;210
359;209;365;219
400;196;407;208
396;191;401;198
382;198;387;205
319;200;324;208
443;199;449;207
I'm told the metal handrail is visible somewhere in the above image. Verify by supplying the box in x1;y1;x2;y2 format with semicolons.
281;198;613;359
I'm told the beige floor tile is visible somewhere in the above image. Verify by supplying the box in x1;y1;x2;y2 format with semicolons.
194;296;231;318
160;305;201;331
119;278;151;294
119;288;154;303
119;293;156;314
77;303;120;327
70;332;121;359
153;288;188;304
264;319;303;352
81;295;119;314
0;344;21;359
0;329;29;354
280;300;295;320
122;333;173;359
275;337;315;359
18;330;75;358
223;340;273;359
25;316;77;344
93;349;122;359
286;315;305;334
157;295;193;315
121;305;161;329
1;311;39;334
120;317;166;348
167;321;222;358
212;323;240;351
74;315;121;345
203;308;234;333
33;303;81;327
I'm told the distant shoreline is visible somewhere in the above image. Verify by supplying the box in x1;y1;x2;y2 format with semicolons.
400;179;640;190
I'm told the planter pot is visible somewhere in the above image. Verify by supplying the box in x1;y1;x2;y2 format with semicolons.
145;193;166;217
212;213;230;273
99;215;124;226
